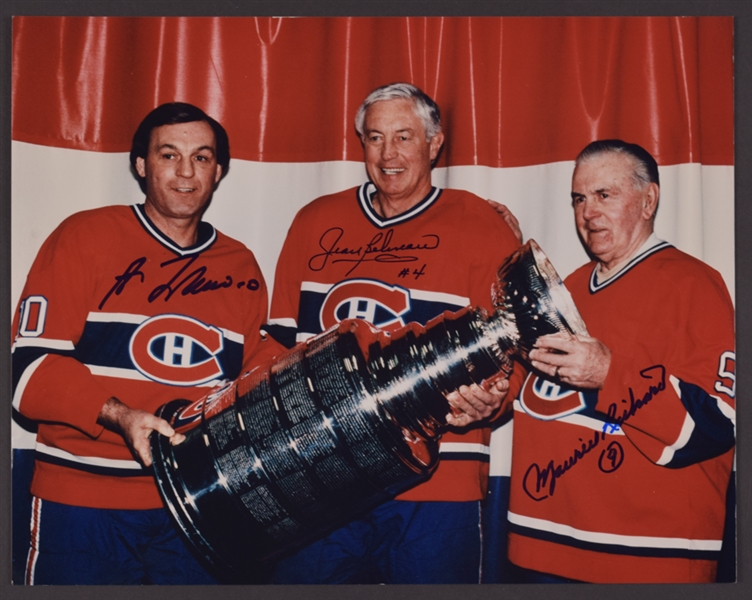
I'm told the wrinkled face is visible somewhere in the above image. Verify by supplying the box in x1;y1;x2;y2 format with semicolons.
571;152;658;270
135;120;222;223
361;98;444;206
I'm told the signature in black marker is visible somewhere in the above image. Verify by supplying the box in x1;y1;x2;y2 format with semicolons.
149;255;235;302
598;441;624;473
522;426;608;501
99;255;259;308
603;365;666;433
99;258;147;309
308;227;439;275
521;365;665;501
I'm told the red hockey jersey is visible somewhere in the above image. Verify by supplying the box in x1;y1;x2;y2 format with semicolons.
11;205;275;509
267;183;521;501
507;240;736;582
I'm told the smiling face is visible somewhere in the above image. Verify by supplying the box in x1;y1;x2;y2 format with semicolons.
135;120;222;231
571;152;659;271
361;98;444;214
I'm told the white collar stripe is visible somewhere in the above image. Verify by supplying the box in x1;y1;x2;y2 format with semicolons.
358;182;442;228
589;241;672;293
133;204;216;256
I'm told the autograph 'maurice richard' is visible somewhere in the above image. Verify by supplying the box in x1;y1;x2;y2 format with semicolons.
308;227;440;276
522;365;667;502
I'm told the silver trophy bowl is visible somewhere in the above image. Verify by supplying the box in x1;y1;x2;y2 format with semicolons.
150;239;587;581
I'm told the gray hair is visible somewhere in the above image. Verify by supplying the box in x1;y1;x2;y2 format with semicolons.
575;139;659;191
354;82;442;142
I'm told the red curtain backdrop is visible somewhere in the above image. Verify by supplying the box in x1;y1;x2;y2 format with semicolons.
12;16;733;168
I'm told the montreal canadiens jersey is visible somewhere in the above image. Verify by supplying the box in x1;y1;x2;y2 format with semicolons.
267;183;521;502
11;204;274;510
507;239;736;582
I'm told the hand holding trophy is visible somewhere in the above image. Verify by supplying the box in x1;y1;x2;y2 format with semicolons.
150;240;587;580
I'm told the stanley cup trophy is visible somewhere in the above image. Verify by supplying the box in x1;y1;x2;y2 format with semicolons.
150;239;588;581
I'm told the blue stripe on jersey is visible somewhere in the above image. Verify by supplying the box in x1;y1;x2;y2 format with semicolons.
74;321;140;370
297;289;464;335
264;322;298;349
665;380;735;468
75;320;244;382
11;345;74;397
34;450;152;478
439;452;491;463
12;323;243;403
507;522;721;561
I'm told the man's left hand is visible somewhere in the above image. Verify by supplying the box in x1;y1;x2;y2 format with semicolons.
445;378;509;427
528;332;611;389
486;200;523;243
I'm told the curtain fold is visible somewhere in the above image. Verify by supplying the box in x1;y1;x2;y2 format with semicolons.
12;16;733;167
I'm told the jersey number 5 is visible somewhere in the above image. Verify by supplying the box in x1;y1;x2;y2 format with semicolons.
715;350;735;398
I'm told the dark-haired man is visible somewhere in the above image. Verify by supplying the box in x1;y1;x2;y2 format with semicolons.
506;140;735;583
11;102;275;584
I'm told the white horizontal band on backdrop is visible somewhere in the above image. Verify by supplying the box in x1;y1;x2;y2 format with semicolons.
10;142;735;453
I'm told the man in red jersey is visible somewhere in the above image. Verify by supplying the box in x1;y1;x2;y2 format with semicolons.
506;140;735;583
266;83;521;583
12;103;277;584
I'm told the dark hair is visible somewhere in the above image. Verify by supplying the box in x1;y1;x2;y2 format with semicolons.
130;102;230;193
575;139;659;189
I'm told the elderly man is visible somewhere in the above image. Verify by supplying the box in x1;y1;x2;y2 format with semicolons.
506;140;735;583
11;102;276;584
265;82;521;583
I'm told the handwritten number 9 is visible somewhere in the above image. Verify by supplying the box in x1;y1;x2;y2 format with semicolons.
598;441;624;473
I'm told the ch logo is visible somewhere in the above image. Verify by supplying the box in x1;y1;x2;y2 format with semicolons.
129;314;225;386
172;381;234;429
319;279;411;332
519;373;586;420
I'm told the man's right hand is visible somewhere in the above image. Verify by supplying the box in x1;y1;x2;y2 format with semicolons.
444;377;509;428
528;332;612;389
97;397;185;467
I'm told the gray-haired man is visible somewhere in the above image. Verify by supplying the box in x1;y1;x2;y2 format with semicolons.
265;82;521;583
